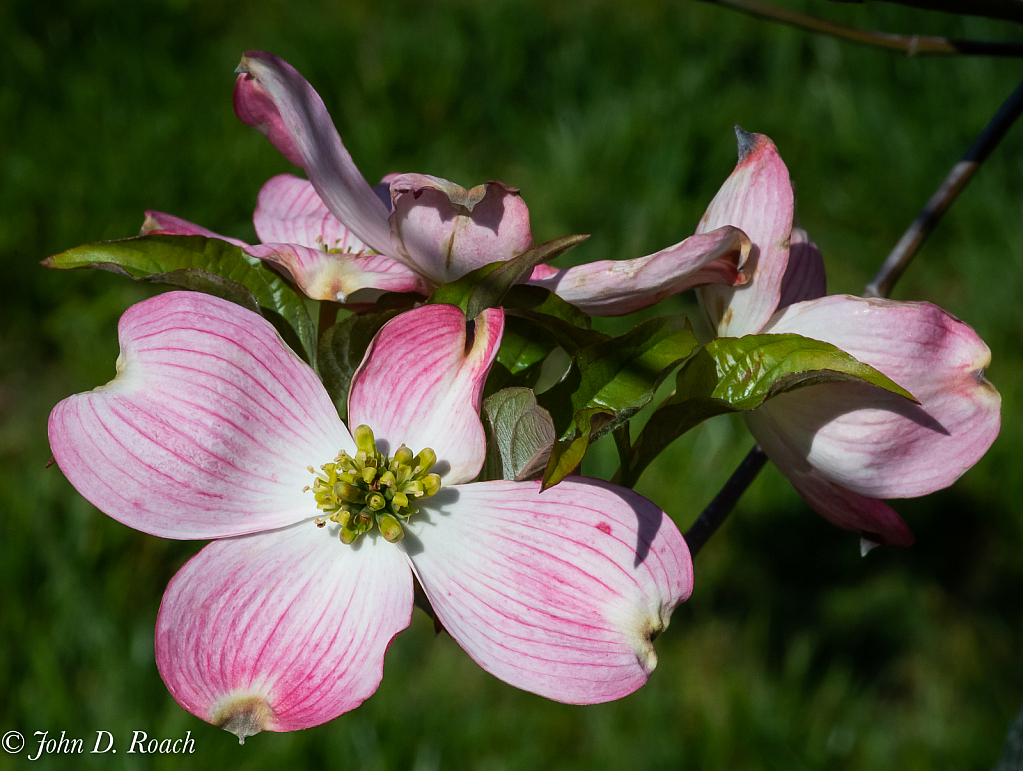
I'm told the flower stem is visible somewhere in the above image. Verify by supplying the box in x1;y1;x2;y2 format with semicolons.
684;446;768;556
866;76;1023;298
697;0;1023;57
855;0;1023;25
613;423;634;488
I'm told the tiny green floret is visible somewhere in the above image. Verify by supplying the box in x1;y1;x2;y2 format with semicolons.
305;425;441;545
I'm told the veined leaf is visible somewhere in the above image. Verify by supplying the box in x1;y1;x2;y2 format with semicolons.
539;315;698;488
482;388;556;482
628;332;918;484
44;235;317;367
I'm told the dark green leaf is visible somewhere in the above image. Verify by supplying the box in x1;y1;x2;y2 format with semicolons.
44;235;318;367
426;262;501;312
538;315;698;489
502;284;593;330
482;388;556;482
465;234;589;320
318;308;404;420
497;316;557;375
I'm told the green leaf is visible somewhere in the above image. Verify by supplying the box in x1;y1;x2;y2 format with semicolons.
318;307;404;421
541;407;613;490
465;234;589;320
482;388;556;482
538;315;699;489
426;262;500;312
502;284;593;330
628;332;918;484
44;235;318;367
697;333;916;409
497;316;556;375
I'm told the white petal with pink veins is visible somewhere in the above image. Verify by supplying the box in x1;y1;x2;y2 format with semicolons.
348;304;504;486
758;295;1000;498
253;174;372;253
696;128;793;336
234;51;395;256
745;412;915;546
141;211;249;248
406;478;692;703
246;242;430;302
389;174;533;285
529;226;750;316
156;523;413;737
48;292;352;539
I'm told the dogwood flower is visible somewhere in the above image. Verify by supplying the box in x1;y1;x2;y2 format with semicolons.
222;50;751;314
693;128;1001;546
48;292;693;739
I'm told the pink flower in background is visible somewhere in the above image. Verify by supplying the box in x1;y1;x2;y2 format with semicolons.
693;128;1001;546
224;50;751;314
48;292;692;739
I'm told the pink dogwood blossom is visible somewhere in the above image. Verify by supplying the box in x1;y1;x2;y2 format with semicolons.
48;292;692;739
694;129;1001;546
220;50;751;314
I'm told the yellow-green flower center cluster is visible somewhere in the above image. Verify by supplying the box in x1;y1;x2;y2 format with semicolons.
306;424;441;545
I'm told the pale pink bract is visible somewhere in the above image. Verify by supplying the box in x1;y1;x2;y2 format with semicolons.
219;50;753;314
692;128;1001;546
48;292;693;739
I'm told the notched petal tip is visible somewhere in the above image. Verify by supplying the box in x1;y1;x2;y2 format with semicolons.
734;125;757;162
211;693;274;744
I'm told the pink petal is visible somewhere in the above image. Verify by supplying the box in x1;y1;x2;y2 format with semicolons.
407;478;693;703
744;414;915;546
246;242;430;302
48;291;353;539
388;174;533;285
696;129;793;336
348;304;504;486
757;295;1001;498
156;524;413;737
234;52;394;256
527;226;750;316
253;173;372;253
141;211;249;248
777;227;826;310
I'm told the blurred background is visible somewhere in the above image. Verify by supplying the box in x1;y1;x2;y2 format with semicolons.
2;0;1022;768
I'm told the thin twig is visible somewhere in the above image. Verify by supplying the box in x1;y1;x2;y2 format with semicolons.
698;0;1023;57
685;446;768;556
866;77;1023;297
832;0;1023;26
684;78;1023;554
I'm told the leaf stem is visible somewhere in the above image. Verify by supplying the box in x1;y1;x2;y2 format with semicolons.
697;0;1023;57
613;423;634;488
685;446;768;556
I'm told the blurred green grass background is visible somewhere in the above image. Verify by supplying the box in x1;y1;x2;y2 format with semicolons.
2;0;1022;768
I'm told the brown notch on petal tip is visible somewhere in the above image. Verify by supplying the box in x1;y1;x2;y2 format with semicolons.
212;694;274;745
734;125;758;163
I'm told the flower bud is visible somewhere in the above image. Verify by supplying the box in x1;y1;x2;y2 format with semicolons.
414;448;437;473
422;473;441;497
378;514;405;543
354;424;377;454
